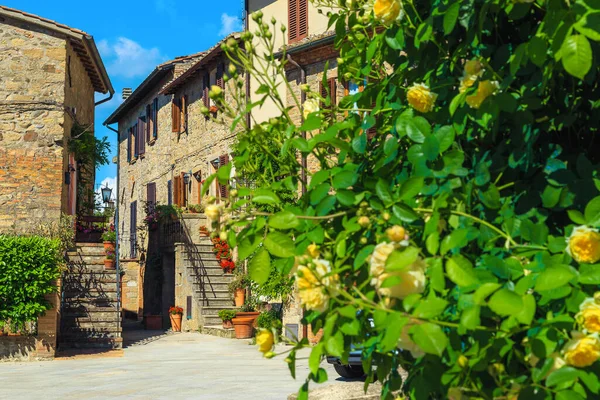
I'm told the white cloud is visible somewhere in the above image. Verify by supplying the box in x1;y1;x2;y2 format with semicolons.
99;37;168;79
95;176;117;205
219;13;242;37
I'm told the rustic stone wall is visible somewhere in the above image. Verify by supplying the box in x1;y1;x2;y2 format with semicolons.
0;17;68;233
121;261;142;320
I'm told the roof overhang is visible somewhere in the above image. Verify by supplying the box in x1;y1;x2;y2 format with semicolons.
0;6;113;95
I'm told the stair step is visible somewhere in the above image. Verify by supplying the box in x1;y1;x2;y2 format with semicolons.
67;255;110;264
62;316;120;324
62;303;118;312
63;291;118;300
61;325;122;334
201;325;236;339
195;288;231;297
59;336;123;350
62;311;120;320
196;298;235;307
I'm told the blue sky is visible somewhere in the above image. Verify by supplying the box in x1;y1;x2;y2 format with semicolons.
4;0;244;193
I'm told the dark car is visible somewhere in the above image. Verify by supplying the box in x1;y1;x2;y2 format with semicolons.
326;350;366;378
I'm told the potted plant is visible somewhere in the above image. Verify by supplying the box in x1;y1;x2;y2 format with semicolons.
199;225;209;237
104;250;116;270
218;309;236;329
0;322;6;336
169;306;183;332
187;204;205;214
228;271;249;307
231;317;254;339
101;225;116;252
236;298;260;327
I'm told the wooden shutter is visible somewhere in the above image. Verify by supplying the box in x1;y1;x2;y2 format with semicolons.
319;78;337;109
218;154;230;200
180;172;187;206
181;95;187;132
146;104;152;143
172;97;181;132
298;0;308;40
152;98;159;139
147;182;156;209
138;117;146;155
329;78;337;106
127;127;132;162
216;63;224;89
288;0;298;43
130;201;137;258
173;175;181;206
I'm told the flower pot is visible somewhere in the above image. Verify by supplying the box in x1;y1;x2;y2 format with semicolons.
232;317;254;339
234;288;246;307
103;241;115;252
104;259;115;270
145;315;163;330
222;320;234;329
170;314;182;332
235;311;260;327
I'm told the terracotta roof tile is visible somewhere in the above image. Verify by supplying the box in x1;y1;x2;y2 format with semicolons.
0;5;89;36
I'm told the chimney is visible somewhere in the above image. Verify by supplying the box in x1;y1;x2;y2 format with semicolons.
122;88;132;100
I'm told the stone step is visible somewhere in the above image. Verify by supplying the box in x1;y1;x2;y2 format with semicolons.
184;259;221;266
61;274;119;284
61;325;122;334
58;336;123;350
192;277;234;286
203;315;225;326
68;246;108;257
195;280;231;290
62;302;118;312
67;255;110;265
63;291;118;300
62;310;120;319
195;288;231;298
62;315;120;324
201;325;236;339
196;298;235;307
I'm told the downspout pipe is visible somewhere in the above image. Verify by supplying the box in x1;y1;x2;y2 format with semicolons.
244;0;251;130
286;54;309;340
95;90;114;107
103;122;121;336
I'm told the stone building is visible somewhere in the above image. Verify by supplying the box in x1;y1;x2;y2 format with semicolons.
0;5;113;233
0;6;114;359
105;34;242;329
245;0;341;342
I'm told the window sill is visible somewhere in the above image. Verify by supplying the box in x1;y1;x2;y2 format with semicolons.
148;139;156;146
130;157;138;164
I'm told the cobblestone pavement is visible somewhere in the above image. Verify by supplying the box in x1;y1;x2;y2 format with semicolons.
0;332;338;400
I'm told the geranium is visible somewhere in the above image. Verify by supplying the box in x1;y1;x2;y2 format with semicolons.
169;306;183;315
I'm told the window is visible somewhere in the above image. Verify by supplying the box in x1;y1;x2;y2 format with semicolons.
319;77;337;109
203;72;210;108
152;98;158;139
173;173;186;207
127;127;132;162
133;123;139;158
172;97;181;132
216;63;224;89
288;0;308;44
130;201;137;258
137;117;146;156
146;104;152;143
181;95;188;132
167;180;172;205
147;182;156;210
215;154;230;200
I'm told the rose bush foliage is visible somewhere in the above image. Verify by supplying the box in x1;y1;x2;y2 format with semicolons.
208;0;600;398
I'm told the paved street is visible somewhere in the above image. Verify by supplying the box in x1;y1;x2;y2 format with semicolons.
0;332;338;400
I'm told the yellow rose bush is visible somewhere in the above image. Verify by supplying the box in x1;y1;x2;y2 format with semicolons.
210;0;600;398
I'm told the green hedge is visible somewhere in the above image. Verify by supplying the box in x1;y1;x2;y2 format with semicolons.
0;235;62;330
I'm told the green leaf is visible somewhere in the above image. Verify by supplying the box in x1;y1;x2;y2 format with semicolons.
556;390;585;400
308;344;323;375
399;177;424;200
535;265;577;292
376;179;394;206
422;135;440;161
415;19;433;48
434;126;455;153
216;163;232;183
574;12;600;41
325;331;344;357
397;118;425;143
336;190;356;206
238;235;261;260
528;36;548;67
264;231;295;258
426;232;440;255
440;228;469;255
248;249;271;285
460;306;481;330
568;210;586;225
411;323;448;357
385;247;420;271
300;114;322;131
269;211;299;230
429;258;445;293
354;245;375;270
380;313;407;352
546;366;579;387
473;283;502;305
579;264;600;284
510;43;528;76
253;189;281;205
412;297;448;319
352;133;367;154
515;294;536;325
446;255;479;287
561;35;593;79
332;171;357;190
584;196;600;227
393;204;420;223
488;289;524;316
443;3;460;35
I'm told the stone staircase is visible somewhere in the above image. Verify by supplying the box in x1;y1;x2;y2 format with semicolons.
60;243;122;350
180;238;235;327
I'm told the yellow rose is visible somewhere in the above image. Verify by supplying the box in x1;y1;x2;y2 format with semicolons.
466;80;499;109
567;226;600;264
459;74;479;94
447;388;465;400
406;83;437;113
373;0;403;25
205;204;221;221
302;98;320;119
386;225;406;243
464;59;483;76
256;329;274;354
579;298;600;333
307;243;320;258
564;332;600;368
369;242;396;284
296;259;338;312
376;259;427;299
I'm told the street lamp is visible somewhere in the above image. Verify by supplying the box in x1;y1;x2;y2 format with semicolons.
183;172;191;186
101;184;113;205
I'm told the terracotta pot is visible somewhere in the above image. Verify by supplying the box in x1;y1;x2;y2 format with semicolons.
103;241;115;252
145;315;163;330
222;320;233;329
235;311;259;327
104;259;115;270
232;317;254;339
170;314;182;332
234;288;246;307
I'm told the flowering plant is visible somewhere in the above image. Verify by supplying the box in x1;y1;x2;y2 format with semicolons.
210;0;600;399
169;306;183;316
101;224;116;242
105;250;116;260
212;237;235;272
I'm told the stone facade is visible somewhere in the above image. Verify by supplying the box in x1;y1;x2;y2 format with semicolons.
0;13;104;233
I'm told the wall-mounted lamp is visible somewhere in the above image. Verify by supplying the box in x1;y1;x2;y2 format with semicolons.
183;172;192;186
64;165;75;185
193;170;202;181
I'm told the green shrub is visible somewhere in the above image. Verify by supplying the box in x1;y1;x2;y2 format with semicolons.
256;309;281;330
0;235;62;330
218;309;237;321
